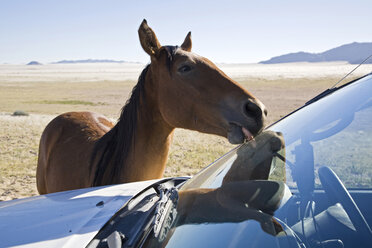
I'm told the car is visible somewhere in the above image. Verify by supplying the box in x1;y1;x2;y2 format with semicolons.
1;73;372;248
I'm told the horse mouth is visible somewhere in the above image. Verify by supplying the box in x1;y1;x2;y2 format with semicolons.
227;123;255;144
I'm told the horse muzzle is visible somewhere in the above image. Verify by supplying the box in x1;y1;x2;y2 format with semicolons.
226;99;267;144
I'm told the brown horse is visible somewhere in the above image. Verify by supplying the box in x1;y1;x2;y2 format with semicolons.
36;20;267;194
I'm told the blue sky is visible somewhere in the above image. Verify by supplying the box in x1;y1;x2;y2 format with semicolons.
0;0;371;64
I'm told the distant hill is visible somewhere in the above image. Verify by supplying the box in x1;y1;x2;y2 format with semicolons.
260;42;372;64
27;61;42;65
53;59;137;64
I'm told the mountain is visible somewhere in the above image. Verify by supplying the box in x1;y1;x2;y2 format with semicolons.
27;61;42;65
260;42;372;64
54;59;132;64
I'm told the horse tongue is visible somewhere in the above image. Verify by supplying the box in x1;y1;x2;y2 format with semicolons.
242;127;254;141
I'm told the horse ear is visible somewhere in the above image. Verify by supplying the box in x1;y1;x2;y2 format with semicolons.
181;32;192;52
138;19;161;56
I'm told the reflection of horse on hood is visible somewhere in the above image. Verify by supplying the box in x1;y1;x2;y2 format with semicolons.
175;131;286;236
36;20;267;194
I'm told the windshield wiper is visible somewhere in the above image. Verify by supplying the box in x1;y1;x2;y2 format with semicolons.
305;72;372;106
87;179;184;248
305;88;338;105
152;185;179;241
306;60;372;106
122;184;179;247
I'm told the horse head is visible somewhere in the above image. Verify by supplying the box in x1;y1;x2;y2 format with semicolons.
139;19;267;144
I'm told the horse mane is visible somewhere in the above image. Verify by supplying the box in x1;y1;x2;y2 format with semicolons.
90;46;178;187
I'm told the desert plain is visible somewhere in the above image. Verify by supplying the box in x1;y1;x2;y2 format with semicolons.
1;62;371;200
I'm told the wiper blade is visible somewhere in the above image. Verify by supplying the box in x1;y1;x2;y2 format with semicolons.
122;185;179;247
305;54;372;106
87;179;183;248
305;88;337;105
153;185;179;241
330;54;372;89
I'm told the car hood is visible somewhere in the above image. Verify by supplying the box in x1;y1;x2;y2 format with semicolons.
0;180;161;248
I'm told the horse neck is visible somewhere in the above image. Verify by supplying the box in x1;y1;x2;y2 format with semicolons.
92;65;175;186
118;66;175;182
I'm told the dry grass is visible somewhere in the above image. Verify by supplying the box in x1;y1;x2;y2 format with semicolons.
0;114;53;200
0;62;367;200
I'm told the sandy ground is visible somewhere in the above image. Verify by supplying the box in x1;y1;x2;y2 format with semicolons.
1;61;371;82
0;114;54;200
1;62;371;201
0;63;144;83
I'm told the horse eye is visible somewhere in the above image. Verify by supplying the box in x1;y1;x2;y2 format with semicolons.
178;65;192;73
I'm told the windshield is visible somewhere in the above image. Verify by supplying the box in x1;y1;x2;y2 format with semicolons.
270;74;372;190
147;74;372;248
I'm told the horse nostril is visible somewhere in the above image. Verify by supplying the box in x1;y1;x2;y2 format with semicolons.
244;101;263;119
264;108;268;117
